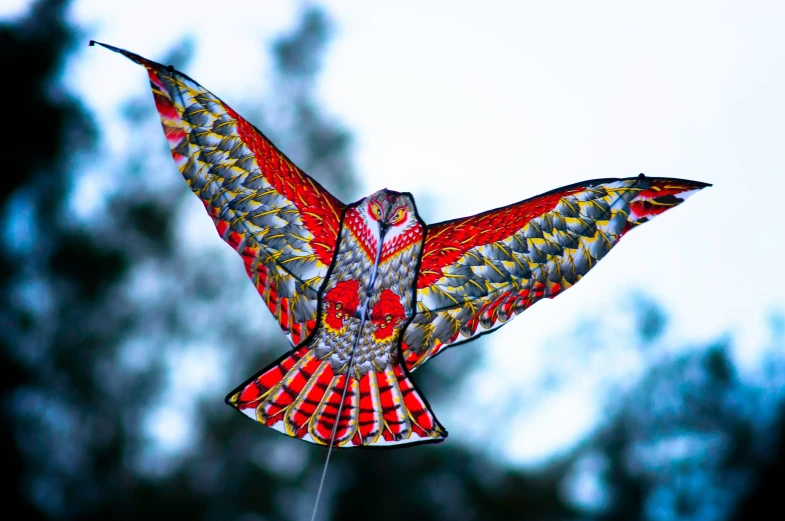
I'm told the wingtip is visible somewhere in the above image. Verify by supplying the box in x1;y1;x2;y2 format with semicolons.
87;40;149;66
88;40;115;51
688;179;713;190
637;172;712;189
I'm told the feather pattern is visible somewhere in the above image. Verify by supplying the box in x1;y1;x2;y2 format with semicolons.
93;41;344;346
403;177;709;369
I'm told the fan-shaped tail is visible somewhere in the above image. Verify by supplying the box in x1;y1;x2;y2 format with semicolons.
227;351;446;447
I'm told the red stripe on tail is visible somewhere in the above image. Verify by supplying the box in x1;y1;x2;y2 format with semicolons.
285;362;333;438
309;375;359;446
227;354;447;447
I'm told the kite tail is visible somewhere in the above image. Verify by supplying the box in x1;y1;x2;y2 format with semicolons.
367;362;447;446
227;351;446;447
226;346;325;433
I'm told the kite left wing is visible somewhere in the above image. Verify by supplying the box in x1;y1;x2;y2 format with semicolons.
93;42;345;345
402;176;709;370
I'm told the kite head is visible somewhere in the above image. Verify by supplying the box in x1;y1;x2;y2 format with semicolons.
358;189;421;244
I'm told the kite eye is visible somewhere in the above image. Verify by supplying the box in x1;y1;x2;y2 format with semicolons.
369;201;383;221
390;208;407;225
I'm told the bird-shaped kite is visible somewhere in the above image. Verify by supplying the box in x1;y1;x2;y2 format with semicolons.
92;41;709;450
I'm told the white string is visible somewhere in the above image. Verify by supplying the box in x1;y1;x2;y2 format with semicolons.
310;229;385;521
309;345;357;521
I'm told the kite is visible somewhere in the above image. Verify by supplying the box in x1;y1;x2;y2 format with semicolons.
92;42;710;450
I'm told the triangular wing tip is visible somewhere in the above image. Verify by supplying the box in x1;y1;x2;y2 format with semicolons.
88;40;118;52
88;41;195;82
637;173;712;189
87;40;149;67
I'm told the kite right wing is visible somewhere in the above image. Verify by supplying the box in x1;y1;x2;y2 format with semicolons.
403;176;710;369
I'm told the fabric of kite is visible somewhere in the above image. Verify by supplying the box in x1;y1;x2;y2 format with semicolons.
94;41;710;449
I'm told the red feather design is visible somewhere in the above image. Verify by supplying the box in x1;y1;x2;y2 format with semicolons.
94;42;344;345
404;177;709;369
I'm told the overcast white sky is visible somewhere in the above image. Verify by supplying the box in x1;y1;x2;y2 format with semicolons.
5;0;783;466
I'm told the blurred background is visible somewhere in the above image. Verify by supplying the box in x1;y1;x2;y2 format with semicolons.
2;0;784;520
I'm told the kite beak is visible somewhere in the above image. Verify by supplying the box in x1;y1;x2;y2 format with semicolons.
378;221;391;239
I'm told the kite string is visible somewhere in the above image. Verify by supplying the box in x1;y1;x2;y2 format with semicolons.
309;343;358;521
311;231;385;521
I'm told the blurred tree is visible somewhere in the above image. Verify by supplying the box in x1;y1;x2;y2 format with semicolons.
2;0;97;518
555;307;785;521
2;2;784;521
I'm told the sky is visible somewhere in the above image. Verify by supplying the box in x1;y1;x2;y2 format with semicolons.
5;0;784;466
